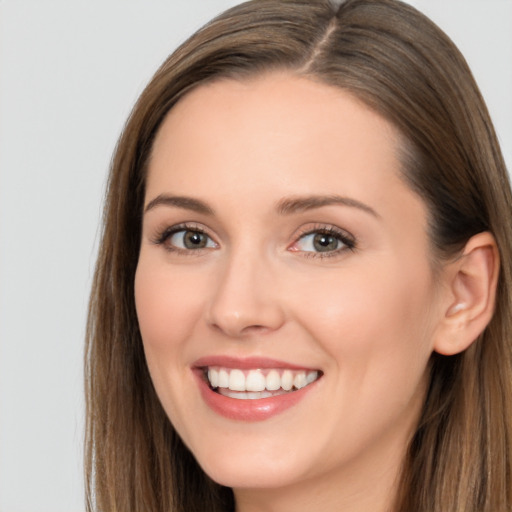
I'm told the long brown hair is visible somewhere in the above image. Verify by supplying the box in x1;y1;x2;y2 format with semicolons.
85;1;512;510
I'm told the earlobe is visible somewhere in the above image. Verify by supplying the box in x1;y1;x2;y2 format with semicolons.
434;232;500;356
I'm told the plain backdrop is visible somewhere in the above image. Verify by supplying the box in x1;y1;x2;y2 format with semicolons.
0;2;510;511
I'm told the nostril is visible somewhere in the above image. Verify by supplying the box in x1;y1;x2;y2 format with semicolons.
210;322;269;337
241;325;268;335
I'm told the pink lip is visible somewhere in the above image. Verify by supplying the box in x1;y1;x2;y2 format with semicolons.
192;356;321;422
193;355;316;371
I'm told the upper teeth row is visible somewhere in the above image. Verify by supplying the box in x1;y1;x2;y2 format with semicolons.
207;367;319;392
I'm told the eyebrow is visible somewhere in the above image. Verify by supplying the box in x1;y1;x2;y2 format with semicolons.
276;195;380;218
144;194;215;215
144;193;379;218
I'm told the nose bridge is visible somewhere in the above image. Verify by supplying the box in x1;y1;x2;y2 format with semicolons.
207;242;284;337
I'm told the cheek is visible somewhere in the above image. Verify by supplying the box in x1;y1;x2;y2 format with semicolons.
289;259;437;373
134;260;209;434
134;261;208;353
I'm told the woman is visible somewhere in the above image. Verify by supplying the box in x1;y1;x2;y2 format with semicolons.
85;0;512;510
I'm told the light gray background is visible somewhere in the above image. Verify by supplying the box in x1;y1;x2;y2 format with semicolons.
0;2;510;511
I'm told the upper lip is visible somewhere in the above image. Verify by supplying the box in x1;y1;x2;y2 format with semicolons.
193;355;319;371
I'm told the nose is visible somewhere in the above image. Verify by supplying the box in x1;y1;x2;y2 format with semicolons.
206;250;286;338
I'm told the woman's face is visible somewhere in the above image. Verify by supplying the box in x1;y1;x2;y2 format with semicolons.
135;73;446;500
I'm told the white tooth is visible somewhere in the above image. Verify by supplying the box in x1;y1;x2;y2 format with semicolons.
222;390;274;400
245;391;274;399
208;368;219;388
281;370;293;391
293;372;307;389
266;369;281;391
225;390;248;399
229;369;246;391
218;369;229;388
246;370;266;392
306;371;318;384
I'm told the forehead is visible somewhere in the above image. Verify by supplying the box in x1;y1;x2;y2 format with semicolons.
146;72;418;221
151;72;400;167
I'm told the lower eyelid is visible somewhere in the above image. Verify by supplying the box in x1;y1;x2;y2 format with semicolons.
300;249;345;259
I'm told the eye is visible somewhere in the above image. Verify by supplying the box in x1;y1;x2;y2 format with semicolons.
290;227;355;257
152;224;218;253
169;229;216;250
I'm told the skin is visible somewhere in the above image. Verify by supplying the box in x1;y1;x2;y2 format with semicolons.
135;72;452;512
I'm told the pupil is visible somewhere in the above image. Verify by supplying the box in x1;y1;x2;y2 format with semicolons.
313;233;338;252
184;231;206;249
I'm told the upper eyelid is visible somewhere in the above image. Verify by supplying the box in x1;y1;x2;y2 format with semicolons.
293;223;355;241
151;222;217;245
158;221;209;233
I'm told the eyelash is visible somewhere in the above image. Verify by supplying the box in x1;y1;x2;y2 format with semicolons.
151;223;356;258
291;225;356;259
151;223;217;255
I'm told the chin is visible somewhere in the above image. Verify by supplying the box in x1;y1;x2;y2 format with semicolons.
188;436;311;490
201;457;306;490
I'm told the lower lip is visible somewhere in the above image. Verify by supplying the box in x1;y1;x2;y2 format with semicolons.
194;371;318;422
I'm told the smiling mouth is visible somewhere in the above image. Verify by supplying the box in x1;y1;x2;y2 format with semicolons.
204;367;321;400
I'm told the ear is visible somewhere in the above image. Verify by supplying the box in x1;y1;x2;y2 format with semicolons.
434;232;500;356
